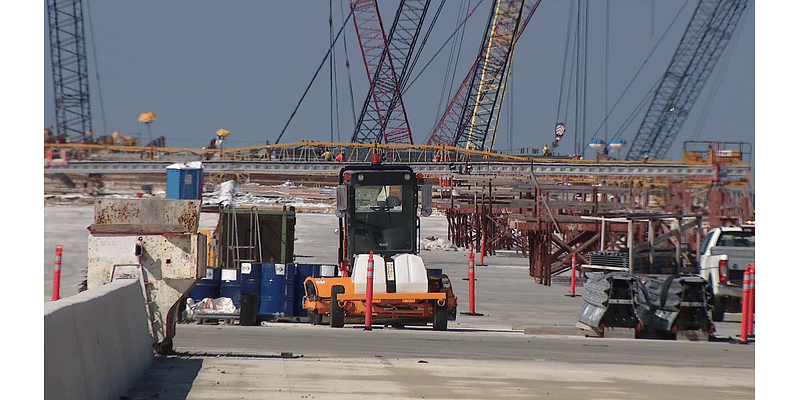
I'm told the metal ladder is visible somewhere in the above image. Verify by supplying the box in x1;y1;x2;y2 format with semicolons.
225;206;263;267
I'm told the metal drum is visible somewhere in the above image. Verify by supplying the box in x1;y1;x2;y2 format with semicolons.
187;268;220;302
240;262;262;296
259;263;295;318
220;268;242;307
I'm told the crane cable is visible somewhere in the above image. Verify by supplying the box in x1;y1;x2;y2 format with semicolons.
85;0;107;139
398;0;448;93
340;0;358;130
404;0;485;95
330;0;338;142
427;0;472;137
555;0;577;140
275;10;353;145
412;0;487;141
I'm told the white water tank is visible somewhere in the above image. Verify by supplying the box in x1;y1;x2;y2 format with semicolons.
391;254;429;293
351;254;387;293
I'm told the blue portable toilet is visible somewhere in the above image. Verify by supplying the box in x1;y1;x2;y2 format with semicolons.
259;263;295;318
166;161;203;199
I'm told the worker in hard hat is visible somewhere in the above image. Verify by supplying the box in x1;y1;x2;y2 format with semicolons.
542;145;552;156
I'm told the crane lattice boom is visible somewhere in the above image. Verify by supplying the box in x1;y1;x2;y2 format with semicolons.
350;0;425;145
47;0;93;142
625;0;749;161
426;0;540;151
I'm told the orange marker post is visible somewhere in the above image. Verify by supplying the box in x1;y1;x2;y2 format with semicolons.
365;252;374;331
740;266;752;343
52;245;63;301
468;251;476;314
570;253;577;297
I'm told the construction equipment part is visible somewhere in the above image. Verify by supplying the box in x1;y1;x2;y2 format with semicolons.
86;199;207;354
577;272;645;338
639;275;714;339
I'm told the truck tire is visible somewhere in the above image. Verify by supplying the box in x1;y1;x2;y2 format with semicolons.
330;285;345;328
433;301;448;331
711;295;725;322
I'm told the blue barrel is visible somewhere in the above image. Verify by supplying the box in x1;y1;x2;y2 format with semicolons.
220;268;242;307
294;264;321;317
187;268;220;302
259;263;295;317
241;262;263;296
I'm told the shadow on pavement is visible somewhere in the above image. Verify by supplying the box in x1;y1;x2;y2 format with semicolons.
122;356;202;400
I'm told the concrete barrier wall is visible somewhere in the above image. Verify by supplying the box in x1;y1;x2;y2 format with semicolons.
44;279;154;400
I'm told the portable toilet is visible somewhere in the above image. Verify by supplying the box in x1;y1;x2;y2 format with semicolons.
167;161;203;200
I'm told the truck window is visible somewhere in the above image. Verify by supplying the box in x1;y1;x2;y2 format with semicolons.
717;231;755;247
352;184;414;254
354;185;403;213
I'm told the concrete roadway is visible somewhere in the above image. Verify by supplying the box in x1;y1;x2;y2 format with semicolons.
118;322;751;400
120;213;754;400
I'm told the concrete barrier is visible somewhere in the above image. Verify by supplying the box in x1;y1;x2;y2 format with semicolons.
44;279;154;400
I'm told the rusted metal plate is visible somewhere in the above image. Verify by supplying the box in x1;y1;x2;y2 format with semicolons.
94;199;201;233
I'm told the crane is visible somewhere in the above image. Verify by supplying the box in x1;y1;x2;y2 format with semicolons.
426;0;540;151
46;0;93;143
625;0;749;161
350;0;432;145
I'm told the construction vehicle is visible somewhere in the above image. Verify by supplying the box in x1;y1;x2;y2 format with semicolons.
302;154;457;330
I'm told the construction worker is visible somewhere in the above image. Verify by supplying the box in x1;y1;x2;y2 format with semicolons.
322;148;333;161
334;153;344;162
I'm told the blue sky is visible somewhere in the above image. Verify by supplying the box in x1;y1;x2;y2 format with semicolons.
40;0;756;161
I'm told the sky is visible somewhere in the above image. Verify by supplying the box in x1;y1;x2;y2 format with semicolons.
39;0;757;161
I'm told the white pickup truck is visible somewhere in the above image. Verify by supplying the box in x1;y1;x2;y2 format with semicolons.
697;225;755;322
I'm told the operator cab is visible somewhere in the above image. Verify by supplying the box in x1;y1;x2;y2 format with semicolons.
336;154;432;274
351;183;415;254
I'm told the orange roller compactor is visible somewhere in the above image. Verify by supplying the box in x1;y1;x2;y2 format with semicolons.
303;154;457;330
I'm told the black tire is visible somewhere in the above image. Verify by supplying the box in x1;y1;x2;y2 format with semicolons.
711;295;725;322
330;285;345;328
433;301;448;331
